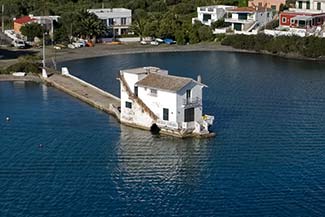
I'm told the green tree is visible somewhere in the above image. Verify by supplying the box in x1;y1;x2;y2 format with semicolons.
130;9;148;40
20;22;43;41
198;25;214;41
175;28;186;45
77;10;107;40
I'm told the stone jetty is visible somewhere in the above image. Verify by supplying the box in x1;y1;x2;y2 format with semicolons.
44;69;121;120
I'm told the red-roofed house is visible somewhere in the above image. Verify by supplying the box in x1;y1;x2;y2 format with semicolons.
14;16;36;33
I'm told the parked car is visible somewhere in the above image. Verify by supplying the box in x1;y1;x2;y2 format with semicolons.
12;39;25;48
140;40;148;45
67;44;76;49
163;38;176;45
156;38;164;43
150;41;159;46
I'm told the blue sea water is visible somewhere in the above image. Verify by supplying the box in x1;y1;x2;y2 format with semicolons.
1;51;325;216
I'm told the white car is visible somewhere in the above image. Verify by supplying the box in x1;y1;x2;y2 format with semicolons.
67;44;76;49
12;39;25;48
140;40;148;45
150;41;159;46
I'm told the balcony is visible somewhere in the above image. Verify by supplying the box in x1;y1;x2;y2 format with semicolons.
182;97;202;109
225;18;255;24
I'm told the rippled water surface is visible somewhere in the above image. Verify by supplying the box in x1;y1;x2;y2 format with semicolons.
1;51;325;216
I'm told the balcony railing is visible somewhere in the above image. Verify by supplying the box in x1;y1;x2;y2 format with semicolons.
182;97;202;108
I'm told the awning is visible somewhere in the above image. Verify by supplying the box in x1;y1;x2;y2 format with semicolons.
292;15;313;21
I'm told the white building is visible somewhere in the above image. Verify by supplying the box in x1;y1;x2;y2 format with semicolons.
118;67;214;137
88;8;132;36
225;6;273;34
295;0;325;11
192;5;237;26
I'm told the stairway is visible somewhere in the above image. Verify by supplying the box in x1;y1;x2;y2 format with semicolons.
118;73;159;121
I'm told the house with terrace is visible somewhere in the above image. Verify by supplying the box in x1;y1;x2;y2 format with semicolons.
118;67;214;138
225;6;273;34
192;5;236;26
88;8;132;36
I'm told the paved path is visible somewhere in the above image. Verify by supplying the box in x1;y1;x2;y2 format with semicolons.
46;73;120;117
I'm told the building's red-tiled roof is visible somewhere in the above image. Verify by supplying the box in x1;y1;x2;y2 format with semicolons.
14;16;36;24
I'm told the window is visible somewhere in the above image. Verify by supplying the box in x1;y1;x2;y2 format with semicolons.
150;89;157;96
163;108;169;121
121;29;128;35
186;90;191;100
238;13;248;20
184;108;194;122
125;101;132;109
317;2;321;10
306;1;310;9
108;18;114;26
290;18;295;24
203;14;211;21
186;90;191;103
298;1;302;9
121;17;127;25
282;17;287;24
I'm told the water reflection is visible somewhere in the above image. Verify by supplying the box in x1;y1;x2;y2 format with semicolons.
116;125;209;188
42;84;48;101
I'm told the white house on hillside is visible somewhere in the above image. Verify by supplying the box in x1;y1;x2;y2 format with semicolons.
118;67;214;137
225;6;273;34
88;8;132;36
192;5;237;26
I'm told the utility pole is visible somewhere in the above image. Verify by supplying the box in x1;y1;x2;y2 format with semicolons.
1;5;4;32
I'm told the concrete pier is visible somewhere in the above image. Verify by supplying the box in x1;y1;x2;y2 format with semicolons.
0;74;42;82
44;73;121;119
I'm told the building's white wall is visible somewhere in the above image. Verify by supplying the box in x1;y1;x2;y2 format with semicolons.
255;11;273;24
138;87;177;123
195;6;236;26
88;8;132;35
120;86;153;127
232;13;239;19
176;82;203;125
120;72;148;125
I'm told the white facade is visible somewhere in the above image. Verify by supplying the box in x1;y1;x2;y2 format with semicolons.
192;5;236;26
119;67;214;137
225;7;273;33
295;0;325;11
88;8;132;35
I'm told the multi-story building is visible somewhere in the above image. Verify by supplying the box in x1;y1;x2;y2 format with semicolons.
192;5;236;26
88;8;132;36
225;6;273;33
118;67;214;137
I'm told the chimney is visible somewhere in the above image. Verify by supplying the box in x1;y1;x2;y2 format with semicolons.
197;75;202;83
